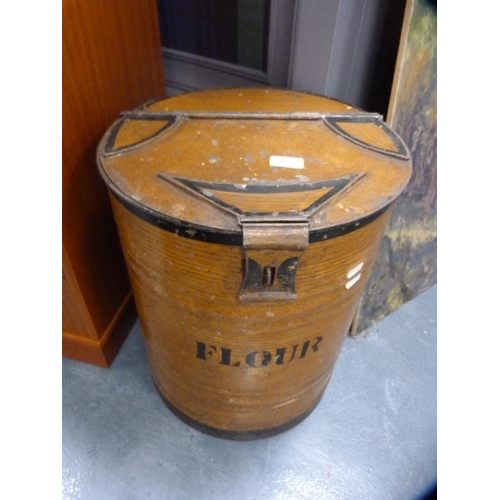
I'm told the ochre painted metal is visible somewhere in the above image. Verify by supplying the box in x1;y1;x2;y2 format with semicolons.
97;89;411;437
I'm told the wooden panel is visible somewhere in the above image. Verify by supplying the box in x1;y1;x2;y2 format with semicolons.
62;245;96;339
62;295;137;368
62;275;92;338
62;0;165;365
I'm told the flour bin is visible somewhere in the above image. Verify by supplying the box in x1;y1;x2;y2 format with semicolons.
97;88;412;439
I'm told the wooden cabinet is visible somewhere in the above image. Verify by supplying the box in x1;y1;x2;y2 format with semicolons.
62;0;165;367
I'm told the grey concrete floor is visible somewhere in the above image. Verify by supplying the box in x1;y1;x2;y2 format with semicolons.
62;285;436;500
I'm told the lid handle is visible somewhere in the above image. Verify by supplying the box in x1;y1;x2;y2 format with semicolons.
239;219;309;301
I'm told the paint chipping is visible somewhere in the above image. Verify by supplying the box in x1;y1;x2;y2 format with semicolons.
208;156;220;164
170;203;185;217
295;175;309;182
266;311;275;318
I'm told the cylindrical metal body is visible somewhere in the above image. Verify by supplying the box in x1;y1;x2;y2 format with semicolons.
98;89;411;439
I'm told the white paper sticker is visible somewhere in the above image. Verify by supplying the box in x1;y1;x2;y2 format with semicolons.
345;274;361;289
269;155;304;169
347;262;364;279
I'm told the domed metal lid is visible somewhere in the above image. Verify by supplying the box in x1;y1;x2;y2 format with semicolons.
98;88;411;245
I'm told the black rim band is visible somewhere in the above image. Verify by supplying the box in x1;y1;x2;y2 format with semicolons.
109;188;393;245
155;383;324;441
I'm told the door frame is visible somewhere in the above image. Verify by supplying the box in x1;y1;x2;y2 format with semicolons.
161;0;390;110
162;0;296;95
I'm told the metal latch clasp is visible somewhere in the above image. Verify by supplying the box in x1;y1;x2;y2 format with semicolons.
239;216;309;301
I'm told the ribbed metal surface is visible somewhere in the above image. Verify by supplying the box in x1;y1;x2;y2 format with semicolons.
62;286;436;500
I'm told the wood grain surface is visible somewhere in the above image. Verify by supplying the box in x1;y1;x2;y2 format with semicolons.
62;0;165;366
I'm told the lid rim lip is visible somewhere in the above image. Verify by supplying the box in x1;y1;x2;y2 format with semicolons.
106;186;393;246
96;89;409;245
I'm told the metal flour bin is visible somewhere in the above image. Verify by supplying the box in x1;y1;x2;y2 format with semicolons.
97;88;412;439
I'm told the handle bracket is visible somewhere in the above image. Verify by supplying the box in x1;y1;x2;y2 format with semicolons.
239;218;309;301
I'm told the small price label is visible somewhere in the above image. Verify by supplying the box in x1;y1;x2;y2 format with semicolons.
269;155;305;169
